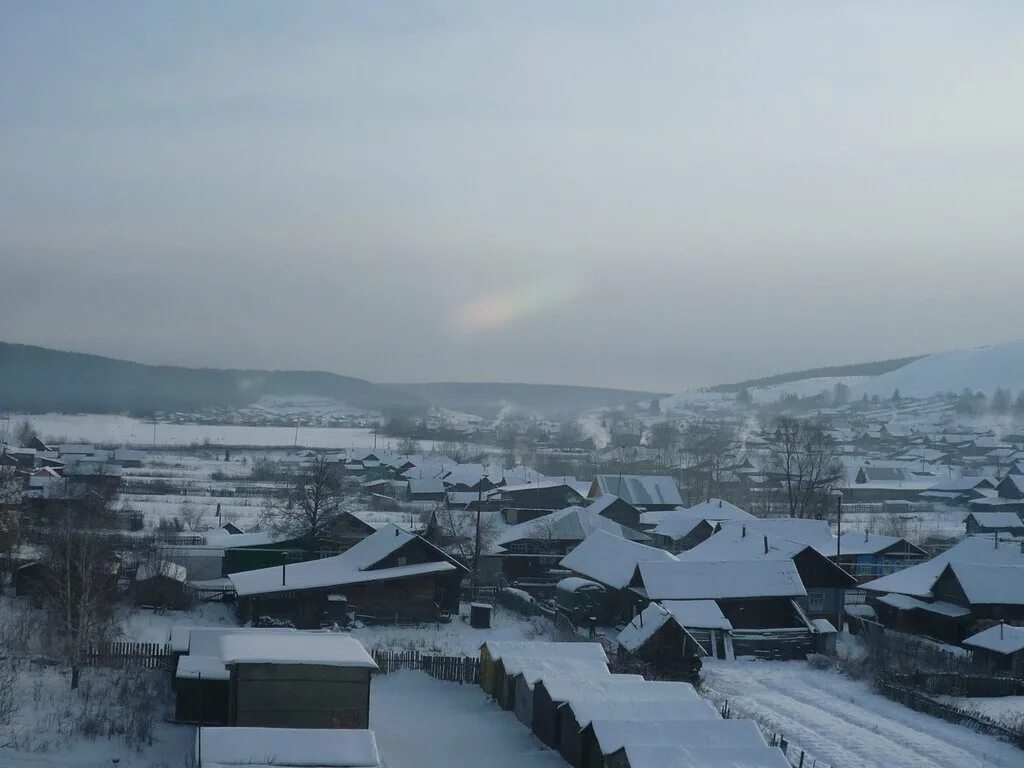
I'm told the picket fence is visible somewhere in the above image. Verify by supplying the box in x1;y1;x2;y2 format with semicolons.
84;641;173;670
371;649;480;685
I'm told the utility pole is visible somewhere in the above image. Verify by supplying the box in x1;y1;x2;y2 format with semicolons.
834;490;843;632
473;476;484;594
294;420;299;448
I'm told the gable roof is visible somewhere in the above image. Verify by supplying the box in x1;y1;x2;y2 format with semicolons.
559;531;677;589
494;506;650;550
619;745;790;768
591;475;683;506
636;560;806;600
589;719;764;756
862;535;1024;598
963;623;1024;655
219;633;377;668
228;524;463;597
942;562;1024;606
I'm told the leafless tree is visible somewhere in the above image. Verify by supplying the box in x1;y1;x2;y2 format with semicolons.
268;456;349;555
40;523;119;689
13;419;39;448
680;420;739;504
178;501;205;531
763;416;843;519
0;467;22;590
431;506;501;568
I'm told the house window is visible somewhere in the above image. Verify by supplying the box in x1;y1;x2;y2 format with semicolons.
396;556;407;566
807;591;827;612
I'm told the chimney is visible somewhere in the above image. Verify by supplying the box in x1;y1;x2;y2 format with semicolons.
718;499;723;507
763;535;769;555
865;530;869;542
742;526;747;538
282;562;286;587
395;526;400;536
1001;620;1005;640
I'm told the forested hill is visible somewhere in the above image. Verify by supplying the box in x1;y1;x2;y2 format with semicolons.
708;355;924;394
0;342;421;414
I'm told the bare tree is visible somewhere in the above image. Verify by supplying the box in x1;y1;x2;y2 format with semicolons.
0;467;22;590
13;419;39;448
680;420;738;504
269;456;349;555
763;416;843;519
431;506;501;568
178;501;205;532
40;524;119;689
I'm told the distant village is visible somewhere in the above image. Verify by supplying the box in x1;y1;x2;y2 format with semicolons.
1;387;1024;767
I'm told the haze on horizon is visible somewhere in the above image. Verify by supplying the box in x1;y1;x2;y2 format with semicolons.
2;2;1023;393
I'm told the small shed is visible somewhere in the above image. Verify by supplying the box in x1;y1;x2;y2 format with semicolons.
220;633;377;728
134;560;190;610
616;603;705;681
530;675;644;748
175;655;229;724
559;695;718;767
195;726;381;767
479;640;608;698
505;657;610;717
606;744;790;768
581;718;766;768
963;623;1024;677
555;577;607;625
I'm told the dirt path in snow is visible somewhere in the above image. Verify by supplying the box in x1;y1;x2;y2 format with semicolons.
702;659;1023;768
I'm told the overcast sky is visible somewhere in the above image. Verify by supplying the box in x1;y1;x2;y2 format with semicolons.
2;2;1023;392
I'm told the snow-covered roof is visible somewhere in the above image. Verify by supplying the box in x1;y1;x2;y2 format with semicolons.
637;559;806;600
944;562;1024;606
407;478;445;494
591;475;683;507
229;524;457;597
504;656;610;682
874;593;971;618
589;719;765;756
617;603;676;652
862;535;1024;598
966;512;1024;527
197;727;380;767
681;499;755;521
619;745;790;768
566;696;716;730
662;600;732;630
218;633;377;669
480;640;608;665
493;506;649;550
177;627;297;656
559;531;677;589
963;623;1024;655
176;654;229;681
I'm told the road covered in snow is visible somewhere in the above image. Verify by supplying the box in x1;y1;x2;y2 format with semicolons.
372;670;565;768
702;659;1023;768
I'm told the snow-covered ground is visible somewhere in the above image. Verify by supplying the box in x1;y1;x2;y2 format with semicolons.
934;696;1024;727
372;670;564;768
9;412;379;449
701;659;1024;768
119;602;238;644
351;604;551;656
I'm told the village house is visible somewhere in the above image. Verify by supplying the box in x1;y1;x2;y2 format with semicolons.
964;511;1024;537
559;531;678;623
589;475;683;510
229;524;467;626
963;623;1024;677
615;602;704;680
133;560;190;610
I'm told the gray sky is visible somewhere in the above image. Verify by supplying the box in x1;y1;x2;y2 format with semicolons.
2;2;1023;392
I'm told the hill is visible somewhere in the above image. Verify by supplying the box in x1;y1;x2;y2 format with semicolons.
852;340;1024;399
384;381;665;419
708;356;923;394
0;342;422;415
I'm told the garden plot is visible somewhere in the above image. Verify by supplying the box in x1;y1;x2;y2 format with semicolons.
372;670;564;768
702;659;1024;768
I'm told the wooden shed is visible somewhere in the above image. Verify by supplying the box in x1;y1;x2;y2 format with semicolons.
174;655;229;725
134;560;190;610
559;695;718;767
220;633;377;728
615;602;705;680
530;675;643;748
580;718;766;768
963;623;1024;677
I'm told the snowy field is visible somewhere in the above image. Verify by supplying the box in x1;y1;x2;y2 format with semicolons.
10;412;379;449
372;670;564;768
702;659;1024;768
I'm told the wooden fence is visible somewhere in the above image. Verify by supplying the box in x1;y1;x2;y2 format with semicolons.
371;649;480;685
718;699;834;768
84;641;174;670
890;672;1024;698
879;681;1024;748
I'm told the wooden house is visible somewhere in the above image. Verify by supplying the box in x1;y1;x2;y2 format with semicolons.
965;511;1024;537
583;494;642;529
589;475;683;510
559;531;678;623
487;481;588;511
963;623;1024;677
230;524;468;627
615;602;703;681
931;561;1024;624
220;633;377;728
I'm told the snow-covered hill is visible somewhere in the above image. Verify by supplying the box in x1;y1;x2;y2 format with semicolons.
852;340;1024;399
